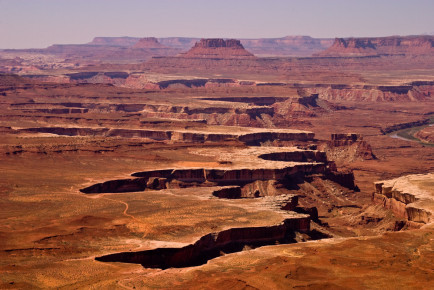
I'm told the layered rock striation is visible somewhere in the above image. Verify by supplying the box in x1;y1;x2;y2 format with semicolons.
373;173;434;224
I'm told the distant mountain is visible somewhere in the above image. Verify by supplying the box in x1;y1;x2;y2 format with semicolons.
317;35;434;57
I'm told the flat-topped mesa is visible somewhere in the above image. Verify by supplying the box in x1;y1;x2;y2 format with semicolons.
317;35;434;56
132;37;167;49
180;38;255;58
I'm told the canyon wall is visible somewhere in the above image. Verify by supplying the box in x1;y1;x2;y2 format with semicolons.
373;175;433;224
95;217;310;269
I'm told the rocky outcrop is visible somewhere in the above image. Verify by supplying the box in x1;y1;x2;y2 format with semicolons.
180;39;255;58
319;133;376;163
317;35;434;57
373;174;434;224
95;217;310;269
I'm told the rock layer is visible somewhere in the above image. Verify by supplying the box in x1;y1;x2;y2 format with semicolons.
373;173;434;224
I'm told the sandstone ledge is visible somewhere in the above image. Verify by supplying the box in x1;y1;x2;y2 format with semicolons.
373;173;434;224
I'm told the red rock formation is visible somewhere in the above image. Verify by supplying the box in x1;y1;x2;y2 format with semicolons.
373;179;433;224
180;39;255;58
317;35;434;56
320;133;376;162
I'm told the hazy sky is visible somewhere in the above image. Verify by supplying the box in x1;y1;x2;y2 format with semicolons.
1;0;433;49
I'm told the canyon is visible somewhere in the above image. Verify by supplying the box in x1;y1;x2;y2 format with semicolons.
0;35;433;289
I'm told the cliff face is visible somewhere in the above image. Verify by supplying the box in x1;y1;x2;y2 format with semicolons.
317;36;434;56
180;39;255;58
95;218;310;269
373;174;434;224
